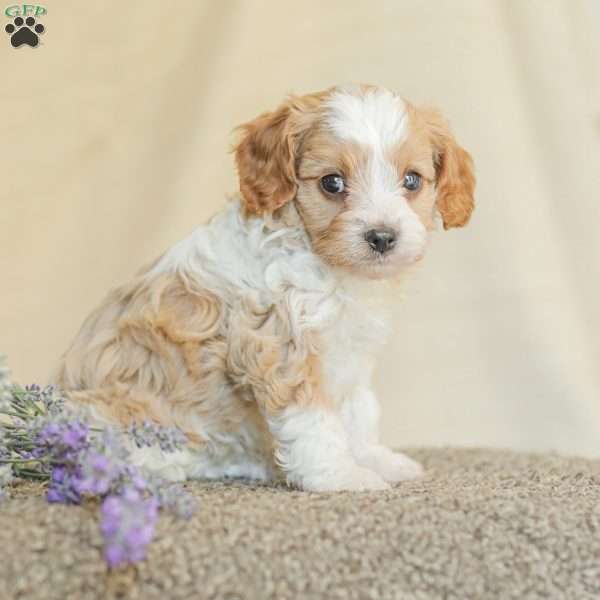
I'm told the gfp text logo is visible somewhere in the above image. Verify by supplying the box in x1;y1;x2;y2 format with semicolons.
4;4;46;47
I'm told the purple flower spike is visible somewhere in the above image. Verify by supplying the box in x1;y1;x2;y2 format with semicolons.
128;420;187;453
61;424;88;449
100;488;159;567
104;544;126;568
47;465;81;504
75;450;122;496
34;418;90;463
153;482;197;519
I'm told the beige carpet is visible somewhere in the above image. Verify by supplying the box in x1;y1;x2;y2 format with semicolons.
1;448;599;600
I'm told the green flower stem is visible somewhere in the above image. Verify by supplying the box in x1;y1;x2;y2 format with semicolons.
13;469;48;480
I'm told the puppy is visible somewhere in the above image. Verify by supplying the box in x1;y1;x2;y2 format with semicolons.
57;84;475;491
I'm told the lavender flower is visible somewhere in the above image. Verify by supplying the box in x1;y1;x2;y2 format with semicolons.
0;357;198;567
74;451;122;496
32;417;89;462
38;385;65;415
74;427;142;493
148;478;197;520
100;487;159;567
128;420;187;453
47;465;81;504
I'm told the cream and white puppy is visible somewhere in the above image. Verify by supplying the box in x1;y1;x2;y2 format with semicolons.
58;84;475;491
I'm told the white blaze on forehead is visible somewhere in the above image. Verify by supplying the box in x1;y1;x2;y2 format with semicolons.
324;87;408;148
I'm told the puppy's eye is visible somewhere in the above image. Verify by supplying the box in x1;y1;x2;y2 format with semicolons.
403;171;422;191
320;174;345;195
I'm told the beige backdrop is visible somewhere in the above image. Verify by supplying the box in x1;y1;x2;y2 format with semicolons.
2;1;600;456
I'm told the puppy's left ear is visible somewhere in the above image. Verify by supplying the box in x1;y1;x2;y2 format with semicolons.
234;94;320;215
425;110;476;230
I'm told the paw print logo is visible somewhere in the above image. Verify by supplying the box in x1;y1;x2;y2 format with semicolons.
5;16;45;48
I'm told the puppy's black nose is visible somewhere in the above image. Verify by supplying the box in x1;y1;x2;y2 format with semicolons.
364;229;397;254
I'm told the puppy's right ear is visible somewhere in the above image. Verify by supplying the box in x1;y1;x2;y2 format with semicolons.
233;94;321;214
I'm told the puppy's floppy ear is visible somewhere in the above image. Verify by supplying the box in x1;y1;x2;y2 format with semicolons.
425;110;475;229
234;94;321;215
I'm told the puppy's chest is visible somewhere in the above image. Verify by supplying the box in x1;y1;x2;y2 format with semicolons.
319;286;390;401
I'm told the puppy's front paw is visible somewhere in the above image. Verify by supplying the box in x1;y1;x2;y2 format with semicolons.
303;464;390;492
356;446;423;484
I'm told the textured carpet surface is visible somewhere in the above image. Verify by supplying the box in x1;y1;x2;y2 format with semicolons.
1;447;600;600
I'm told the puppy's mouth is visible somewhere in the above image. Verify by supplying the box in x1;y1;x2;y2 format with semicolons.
349;248;423;279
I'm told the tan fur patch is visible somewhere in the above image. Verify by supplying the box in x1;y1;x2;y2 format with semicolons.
233;90;330;215
294;131;370;246
407;103;476;229
226;294;330;414
57;271;232;443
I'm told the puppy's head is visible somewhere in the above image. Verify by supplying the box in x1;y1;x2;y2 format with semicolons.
234;85;475;278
